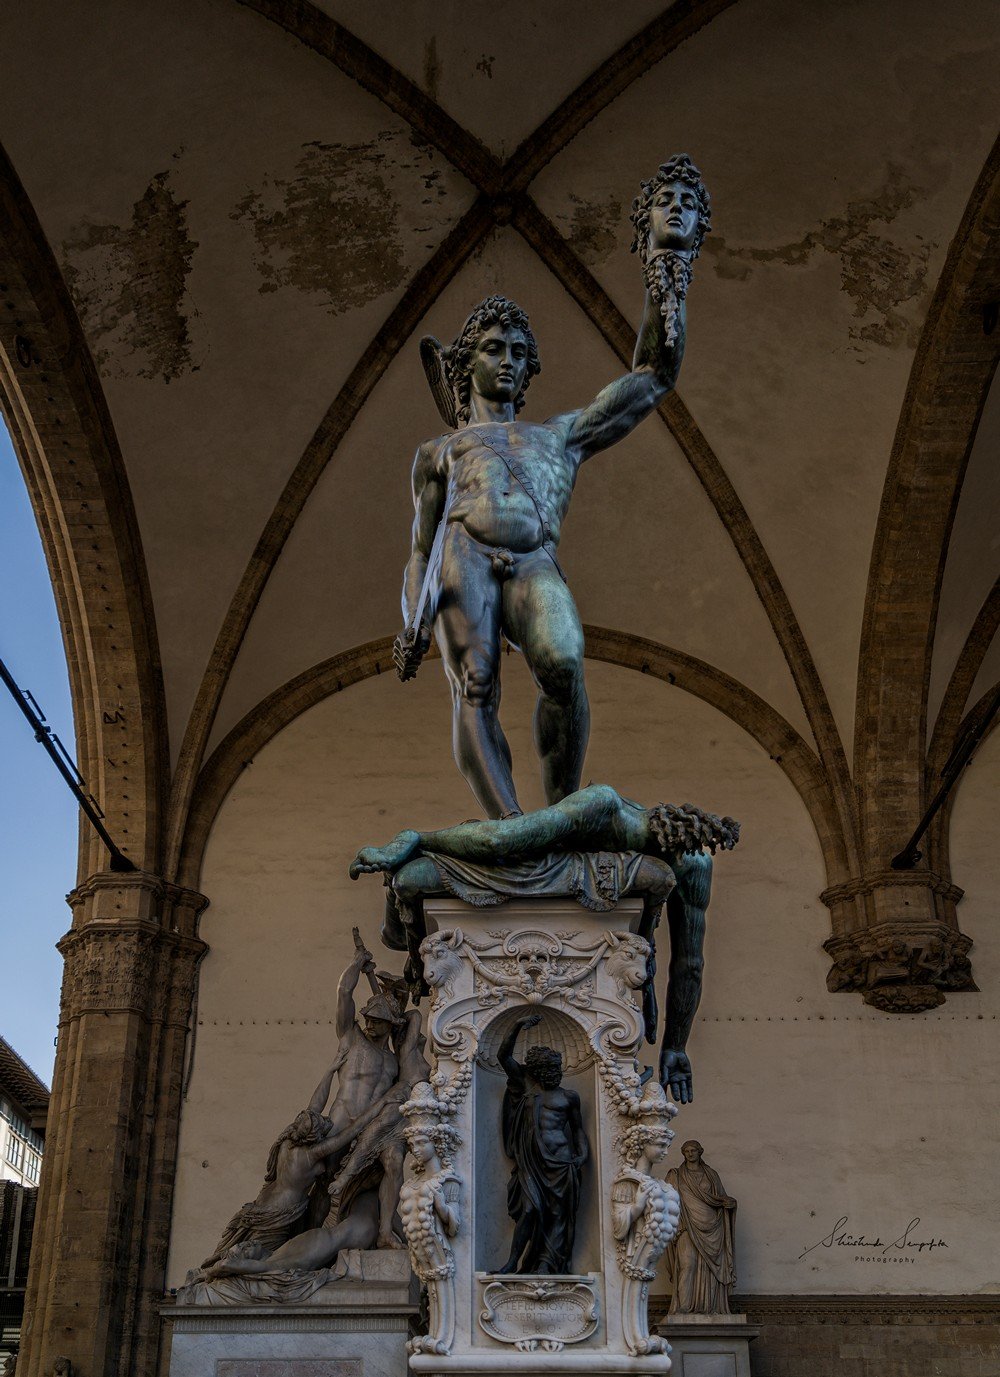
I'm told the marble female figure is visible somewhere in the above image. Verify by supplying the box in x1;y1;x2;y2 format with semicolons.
665;1141;737;1314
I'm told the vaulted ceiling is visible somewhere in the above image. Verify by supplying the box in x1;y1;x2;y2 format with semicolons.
0;0;997;889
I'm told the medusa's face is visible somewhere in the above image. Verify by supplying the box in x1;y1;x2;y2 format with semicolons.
648;179;700;253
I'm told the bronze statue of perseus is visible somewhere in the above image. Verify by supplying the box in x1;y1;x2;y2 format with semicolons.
394;156;711;819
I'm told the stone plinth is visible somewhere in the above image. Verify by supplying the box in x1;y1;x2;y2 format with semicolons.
408;896;674;1377
655;1315;757;1377
162;1251;418;1377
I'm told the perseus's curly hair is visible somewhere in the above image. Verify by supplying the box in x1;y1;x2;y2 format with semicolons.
629;154;712;265
648;802;740;857
446;295;541;426
524;1045;563;1088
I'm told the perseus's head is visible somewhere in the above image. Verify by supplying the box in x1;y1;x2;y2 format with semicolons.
631;155;711;262
446;295;541;425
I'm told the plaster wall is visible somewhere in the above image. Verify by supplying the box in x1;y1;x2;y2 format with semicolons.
167;660;1000;1296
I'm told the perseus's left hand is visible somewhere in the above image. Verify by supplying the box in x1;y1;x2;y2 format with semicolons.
660;1047;693;1104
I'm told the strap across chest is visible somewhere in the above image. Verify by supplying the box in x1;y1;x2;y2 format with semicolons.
468;428;565;581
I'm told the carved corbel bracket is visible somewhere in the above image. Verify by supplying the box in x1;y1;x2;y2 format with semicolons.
820;867;973;1012
822;918;975;1013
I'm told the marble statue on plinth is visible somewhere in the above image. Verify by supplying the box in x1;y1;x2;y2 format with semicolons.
495;1012;589;1275
665;1141;737;1315
353;782;738;1105
393;157;710;827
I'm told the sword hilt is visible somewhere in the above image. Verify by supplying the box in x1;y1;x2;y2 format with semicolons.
352;926;381;998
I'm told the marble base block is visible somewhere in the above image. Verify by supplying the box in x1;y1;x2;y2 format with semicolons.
655;1315;757;1377
163;1251;418;1377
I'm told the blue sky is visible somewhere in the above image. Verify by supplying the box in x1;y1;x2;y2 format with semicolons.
0;424;77;1085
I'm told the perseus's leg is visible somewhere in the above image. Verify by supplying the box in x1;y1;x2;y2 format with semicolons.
504;560;590;805
435;529;519;819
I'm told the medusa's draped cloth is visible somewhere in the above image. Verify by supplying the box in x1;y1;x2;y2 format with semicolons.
199;1198;308;1270
502;1069;581;1274
430;849;646;911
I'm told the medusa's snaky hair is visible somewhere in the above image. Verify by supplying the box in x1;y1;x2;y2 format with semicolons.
630;154;712;264
445;294;541;426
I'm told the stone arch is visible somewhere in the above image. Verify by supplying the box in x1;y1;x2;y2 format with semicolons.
0;138;166;876
175;627;848;897
855;134;1000;872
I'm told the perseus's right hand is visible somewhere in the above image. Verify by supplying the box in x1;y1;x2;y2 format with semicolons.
393;623;431;682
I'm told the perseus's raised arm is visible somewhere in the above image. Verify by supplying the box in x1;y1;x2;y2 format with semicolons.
561;292;684;463
562;155;709;464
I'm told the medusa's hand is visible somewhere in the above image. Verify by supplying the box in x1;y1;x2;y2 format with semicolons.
659;1047;693;1104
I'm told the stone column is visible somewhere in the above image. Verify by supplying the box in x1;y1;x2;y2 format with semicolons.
19;871;207;1377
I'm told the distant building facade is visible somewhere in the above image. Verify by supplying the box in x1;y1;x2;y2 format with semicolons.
0;1040;47;1364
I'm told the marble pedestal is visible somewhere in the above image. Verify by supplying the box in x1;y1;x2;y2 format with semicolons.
409;896;675;1377
655;1315;757;1377
163;1251;419;1377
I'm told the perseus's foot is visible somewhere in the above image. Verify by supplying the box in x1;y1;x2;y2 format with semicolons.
349;831;421;879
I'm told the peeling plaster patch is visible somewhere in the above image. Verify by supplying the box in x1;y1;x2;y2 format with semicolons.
556;193;622;266
231;132;450;314
704;166;934;349
61;171;199;382
476;54;496;79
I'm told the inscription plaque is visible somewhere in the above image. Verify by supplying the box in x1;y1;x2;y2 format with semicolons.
478;1277;599;1352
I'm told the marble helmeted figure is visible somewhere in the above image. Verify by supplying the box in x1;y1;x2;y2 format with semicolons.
393;155;711;823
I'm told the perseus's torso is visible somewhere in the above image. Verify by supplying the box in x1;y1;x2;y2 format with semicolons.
435;420;577;552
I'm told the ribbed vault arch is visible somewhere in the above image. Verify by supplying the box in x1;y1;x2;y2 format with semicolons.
855;133;1000;872
0;139;165;876
175;626;847;895
926;583;1000;877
